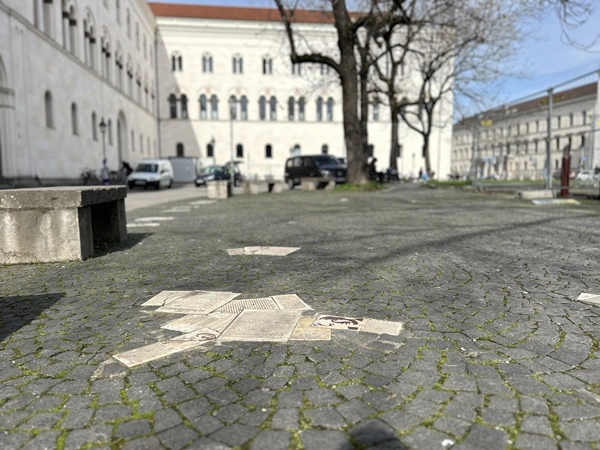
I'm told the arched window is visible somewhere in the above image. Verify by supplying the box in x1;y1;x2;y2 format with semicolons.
116;0;121;24
131;129;135;151
101;32;111;81
171;53;182;72
298;97;305;121
210;95;219;120
71;102;78;135
176;142;184;157
168;94;177;119
199;95;207;120
265;144;273;159
269;96;277;121
327;97;334;121
322;144;328;154
45;91;54;128
108;119;113;145
316;97;323;122
240;96;248;121
207;142;214;158
91;112;98;140
135;23;139;50
259;96;266;121
126;9;131;38
62;3;77;54
288;96;295;121
581;134;586;149
181;94;188;119
229;95;238;120
236;143;244;158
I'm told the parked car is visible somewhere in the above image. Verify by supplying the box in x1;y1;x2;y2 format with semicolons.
223;161;244;186
575;170;598;183
127;159;174;190
194;165;229;187
285;155;347;189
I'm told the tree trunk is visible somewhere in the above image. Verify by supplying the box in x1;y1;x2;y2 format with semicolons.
389;107;399;170
333;2;368;184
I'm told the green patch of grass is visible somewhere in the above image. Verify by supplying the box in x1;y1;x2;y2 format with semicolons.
334;182;386;192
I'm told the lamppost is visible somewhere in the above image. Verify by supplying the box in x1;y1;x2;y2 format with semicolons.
99;118;107;161
228;97;236;189
210;136;216;166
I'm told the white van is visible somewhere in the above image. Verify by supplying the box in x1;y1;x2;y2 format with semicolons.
127;160;174;190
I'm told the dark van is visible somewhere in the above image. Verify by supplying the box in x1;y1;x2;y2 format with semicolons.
285;155;347;189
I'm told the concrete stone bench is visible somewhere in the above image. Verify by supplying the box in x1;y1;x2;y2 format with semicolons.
301;177;336;191
516;190;554;200
207;180;231;199
0;186;127;264
244;180;285;194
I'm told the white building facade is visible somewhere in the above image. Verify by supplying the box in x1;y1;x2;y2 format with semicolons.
0;1;453;185
0;0;158;185
151;3;452;181
452;80;600;181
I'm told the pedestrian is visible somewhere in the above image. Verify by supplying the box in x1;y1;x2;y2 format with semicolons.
101;158;110;185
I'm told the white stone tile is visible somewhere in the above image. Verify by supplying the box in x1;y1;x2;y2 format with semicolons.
577;293;600;306
142;291;200;307
189;200;216;205
243;246;263;254
113;339;207;367
227;248;245;256
127;223;161;228
272;294;312;310
311;315;364;331
135;217;175;222
154;291;241;314
359;318;404;335
290;317;332;341
216;297;279;313
162;311;238;333
219;310;302;342
259;247;301;256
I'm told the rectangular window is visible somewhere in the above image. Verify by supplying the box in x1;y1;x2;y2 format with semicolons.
233;57;243;74
263;58;272;75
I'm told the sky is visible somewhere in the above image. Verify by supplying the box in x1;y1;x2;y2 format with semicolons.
149;0;600;111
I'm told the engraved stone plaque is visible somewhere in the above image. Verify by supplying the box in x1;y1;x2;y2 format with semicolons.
155;291;241;314
113;339;206;367
311;315;364;331
290;317;332;341
272;294;312;311
219;310;302;342
359;318;404;335
162;311;238;333
216;298;279;313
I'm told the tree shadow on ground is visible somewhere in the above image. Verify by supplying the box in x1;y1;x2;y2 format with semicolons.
92;232;153;258
0;294;64;342
346;419;408;449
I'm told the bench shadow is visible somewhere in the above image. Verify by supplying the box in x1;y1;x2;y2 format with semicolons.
92;232;153;258
0;294;64;342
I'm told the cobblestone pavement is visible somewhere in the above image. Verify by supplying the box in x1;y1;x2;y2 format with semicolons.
1;185;599;450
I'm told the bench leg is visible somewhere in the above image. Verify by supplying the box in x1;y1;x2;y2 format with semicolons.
90;199;127;243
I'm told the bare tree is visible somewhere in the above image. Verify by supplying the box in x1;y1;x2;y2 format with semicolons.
274;0;594;182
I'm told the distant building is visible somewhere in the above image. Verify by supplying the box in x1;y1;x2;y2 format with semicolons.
0;1;453;184
452;81;600;181
0;0;158;185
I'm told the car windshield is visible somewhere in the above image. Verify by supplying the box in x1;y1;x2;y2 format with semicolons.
312;156;343;166
135;163;158;173
201;166;221;175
